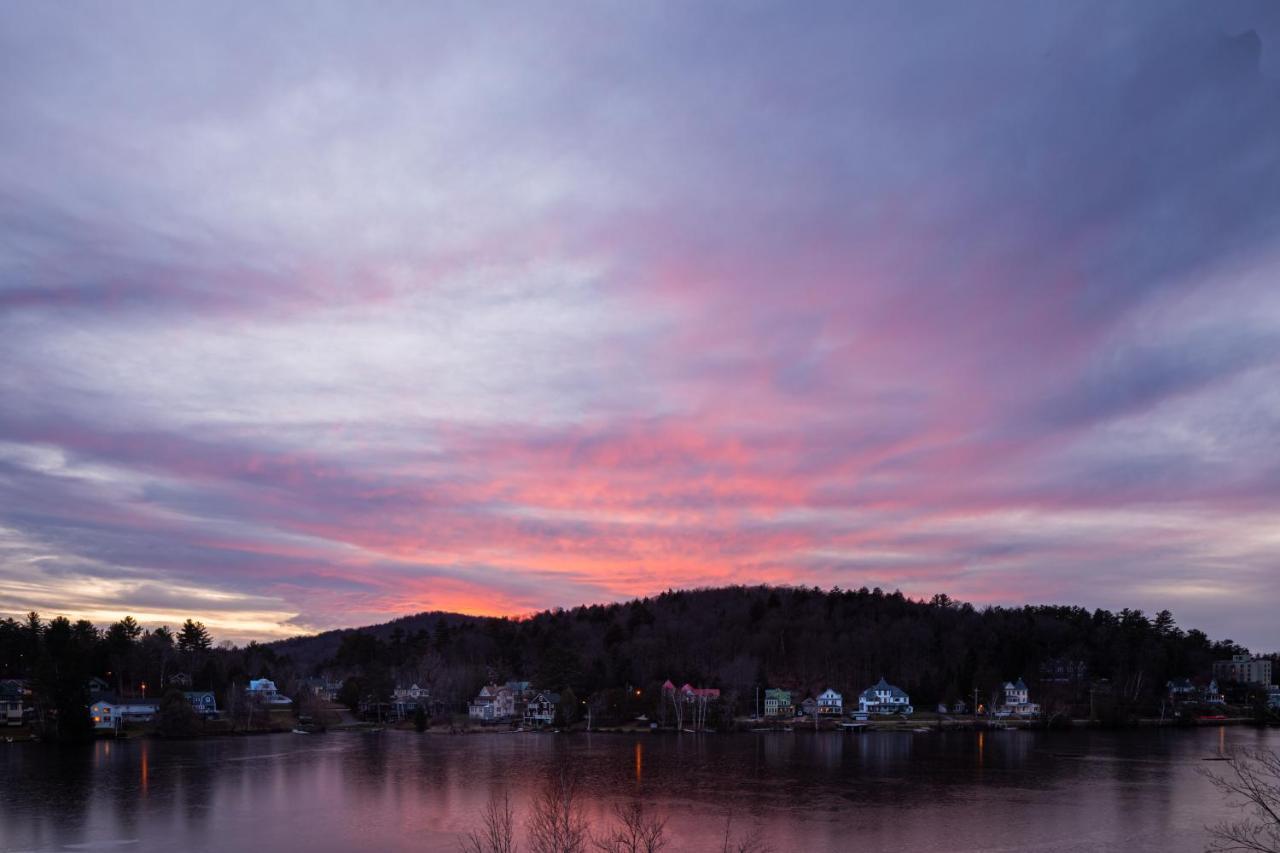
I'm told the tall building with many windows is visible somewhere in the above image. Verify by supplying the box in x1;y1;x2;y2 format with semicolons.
1213;654;1273;686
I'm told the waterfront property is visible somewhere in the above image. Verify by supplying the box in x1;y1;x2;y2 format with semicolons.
523;691;559;727
469;683;516;722
246;678;292;706
1;678;28;726
90;695;160;731
1213;653;1273;686
185;691;219;718
817;688;843;716
763;688;794;718
997;679;1040;717
859;678;913;716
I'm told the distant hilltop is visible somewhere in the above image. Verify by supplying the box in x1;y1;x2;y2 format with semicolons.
261;584;1272;716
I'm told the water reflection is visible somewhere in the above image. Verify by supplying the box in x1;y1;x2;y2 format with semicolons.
0;727;1272;853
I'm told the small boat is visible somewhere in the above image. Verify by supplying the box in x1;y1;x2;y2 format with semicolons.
292;728;310;734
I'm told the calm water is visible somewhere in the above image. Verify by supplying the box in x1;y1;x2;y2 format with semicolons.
1;726;1274;852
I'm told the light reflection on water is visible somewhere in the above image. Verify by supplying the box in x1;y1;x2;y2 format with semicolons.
0;727;1273;852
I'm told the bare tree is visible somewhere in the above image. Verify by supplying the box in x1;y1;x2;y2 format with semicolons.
461;790;517;853
1202;748;1280;853
593;802;668;853
718;815;772;853
527;768;589;853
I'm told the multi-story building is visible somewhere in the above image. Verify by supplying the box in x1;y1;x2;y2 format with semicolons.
817;688;843;716
1213;654;1273;686
763;688;793;718
858;678;913;716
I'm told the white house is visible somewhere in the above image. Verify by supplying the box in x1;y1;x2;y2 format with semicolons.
90;696;160;731
998;678;1039;717
858;678;913;715
246;678;292;705
817;688;843;716
1;681;26;726
469;684;516;722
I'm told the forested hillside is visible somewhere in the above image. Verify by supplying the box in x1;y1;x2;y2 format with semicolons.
269;585;1258;716
3;585;1269;740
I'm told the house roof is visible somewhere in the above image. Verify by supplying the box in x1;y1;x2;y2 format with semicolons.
861;678;908;700
91;695;159;709
819;689;842;700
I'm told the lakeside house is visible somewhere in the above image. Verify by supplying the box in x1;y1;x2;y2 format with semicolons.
1040;658;1088;684
185;691;219;718
87;676;109;696
1213;654;1273;687
246;678;292;706
800;697;818;717
1167;676;1224;705
469;683;517;722
392;684;431;720
90;695;160;731
859;678;913;716
303;677;341;701
1;679;29;726
1267;686;1280;711
997;679;1040;717
817;688;843;716
524;691;560;727
764;688;793;718
679;683;720;704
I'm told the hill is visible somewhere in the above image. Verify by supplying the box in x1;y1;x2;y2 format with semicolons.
266;584;1259;717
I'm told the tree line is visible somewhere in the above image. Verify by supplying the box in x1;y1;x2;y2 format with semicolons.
3;584;1272;740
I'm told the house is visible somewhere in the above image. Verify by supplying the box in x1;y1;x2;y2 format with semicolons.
1213;654;1273;686
1167;678;1196;698
817;688;843;716
87;676;110;696
799;697;819;717
1267;686;1280;711
303;677;340;701
679;684;720;703
392;684;431;719
859;678;913;716
90;695;160;731
998;679;1040;716
523;691;560;727
764;688;793;718
1;679;29;726
168;672;193;689
951;700;969;715
184;691;219;718
246;678;292;705
468;684;516;722
1039;658;1088;684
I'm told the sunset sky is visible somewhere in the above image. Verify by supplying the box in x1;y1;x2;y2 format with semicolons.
2;2;1279;647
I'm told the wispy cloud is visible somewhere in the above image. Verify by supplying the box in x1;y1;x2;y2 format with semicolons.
2;1;1279;647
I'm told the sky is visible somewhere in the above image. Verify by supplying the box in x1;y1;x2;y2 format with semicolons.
1;2;1279;648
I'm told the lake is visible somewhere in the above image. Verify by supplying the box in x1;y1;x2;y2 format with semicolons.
1;726;1274;852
